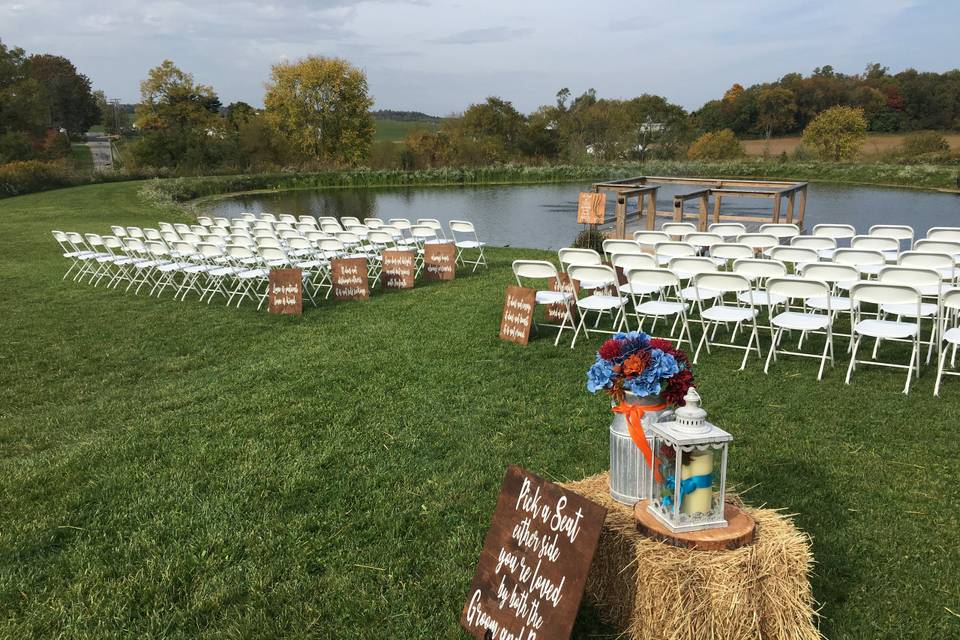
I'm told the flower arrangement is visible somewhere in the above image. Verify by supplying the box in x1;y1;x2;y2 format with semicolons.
586;332;695;405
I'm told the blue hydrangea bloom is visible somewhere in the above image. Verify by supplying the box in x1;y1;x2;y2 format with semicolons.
586;357;615;393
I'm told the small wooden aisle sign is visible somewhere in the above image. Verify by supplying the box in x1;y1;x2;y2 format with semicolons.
382;249;415;289
424;242;456;281
545;274;578;324
461;466;607;640
331;257;369;300
576;192;606;225
268;268;303;315
499;285;536;345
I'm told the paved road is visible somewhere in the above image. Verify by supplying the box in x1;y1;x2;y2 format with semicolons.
85;135;113;171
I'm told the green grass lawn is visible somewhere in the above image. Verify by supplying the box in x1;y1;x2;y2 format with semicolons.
374;117;439;142
1;182;958;639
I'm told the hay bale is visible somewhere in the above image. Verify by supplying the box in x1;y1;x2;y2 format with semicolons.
564;473;821;640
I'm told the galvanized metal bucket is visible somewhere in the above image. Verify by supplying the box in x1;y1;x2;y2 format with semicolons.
609;393;671;505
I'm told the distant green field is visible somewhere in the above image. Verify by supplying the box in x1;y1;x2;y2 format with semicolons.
374;118;440;142
70;143;93;170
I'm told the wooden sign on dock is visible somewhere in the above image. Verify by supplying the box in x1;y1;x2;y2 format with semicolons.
268;268;302;315
577;192;606;225
382;249;415;289
499;286;536;345
331;257;369;300
424;242;456;281
461;466;607;640
545;274;578;323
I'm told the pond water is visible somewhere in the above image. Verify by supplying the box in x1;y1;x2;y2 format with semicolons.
205;181;959;250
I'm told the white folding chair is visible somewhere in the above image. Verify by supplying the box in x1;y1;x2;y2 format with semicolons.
898;251;956;283
764;277;834;380
914;240;960;264
685;232;724;254
364;217;384;228
568;264;629;347
846;282;923;394
691;272;761;369
736;233;779;256
602;239;643;261
876;267;943;365
768;246;819;273
667;257;720;310
610;253;658;300
869;224;914;252
934;289;960;396
759;223;800;244
925;227;960;244
708;223;746;240
512;260;575;346
833;248;886;280
791;235;837;259
850;235;899;264
633;230;670;251
732;259;788;321
278;214;297;224
449;220;487;272
661;222;697;240
653;241;696;267
813;224;856;259
798;262;860;348
709;243;754;269
623;267;694;351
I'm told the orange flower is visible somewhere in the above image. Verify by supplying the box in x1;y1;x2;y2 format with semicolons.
622;352;650;377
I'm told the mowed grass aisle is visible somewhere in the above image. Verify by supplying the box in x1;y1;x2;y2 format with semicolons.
1;182;958;639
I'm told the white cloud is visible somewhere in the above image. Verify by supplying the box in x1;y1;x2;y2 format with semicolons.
1;0;952;114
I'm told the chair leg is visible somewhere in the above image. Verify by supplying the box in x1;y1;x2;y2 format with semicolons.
845;335;861;385
934;348;946;396
763;328;778;374
817;335;831;380
570;313;587;349
904;341;918;394
693;323;710;364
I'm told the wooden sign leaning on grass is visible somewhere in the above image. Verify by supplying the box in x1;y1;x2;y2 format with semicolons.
424;242;456;281
577;192;606;225
331;257;369;300
382;249;415;289
461;466;606;640
499;285;536;345
268;268;303;315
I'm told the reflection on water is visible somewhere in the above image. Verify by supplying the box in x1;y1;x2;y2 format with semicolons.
205;182;959;250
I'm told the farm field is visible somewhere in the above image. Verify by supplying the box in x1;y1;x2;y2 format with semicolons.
742;132;960;158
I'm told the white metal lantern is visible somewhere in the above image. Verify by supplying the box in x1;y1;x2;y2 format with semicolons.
647;388;731;533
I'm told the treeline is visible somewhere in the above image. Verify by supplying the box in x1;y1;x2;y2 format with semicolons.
696;64;960;136
0;40;100;163
398;63;960;169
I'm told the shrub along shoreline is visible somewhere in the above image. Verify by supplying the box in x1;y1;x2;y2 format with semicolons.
140;160;960;214
2;159;958;204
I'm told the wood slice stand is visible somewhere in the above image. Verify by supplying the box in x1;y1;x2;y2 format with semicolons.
634;499;756;551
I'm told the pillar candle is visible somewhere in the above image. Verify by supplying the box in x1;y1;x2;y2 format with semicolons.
680;450;714;515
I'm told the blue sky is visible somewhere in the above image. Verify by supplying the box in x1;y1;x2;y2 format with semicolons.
1;0;956;115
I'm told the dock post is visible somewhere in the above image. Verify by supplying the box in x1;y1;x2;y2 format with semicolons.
772;194;782;223
699;193;709;231
797;185;807;231
616;194;627;239
712;194;722;224
647;191;657;230
786;192;795;224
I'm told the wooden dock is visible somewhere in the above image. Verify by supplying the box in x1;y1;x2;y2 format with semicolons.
591;176;808;238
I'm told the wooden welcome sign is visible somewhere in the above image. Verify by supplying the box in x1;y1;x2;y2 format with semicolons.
499;285;536;345
331;257;369;300
382;249;415;289
576;192;606;225
423;242;456;281
461;466;607;640
268;268;303;315
545;274;578;324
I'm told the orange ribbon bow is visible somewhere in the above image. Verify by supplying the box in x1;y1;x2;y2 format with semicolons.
612;401;667;483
